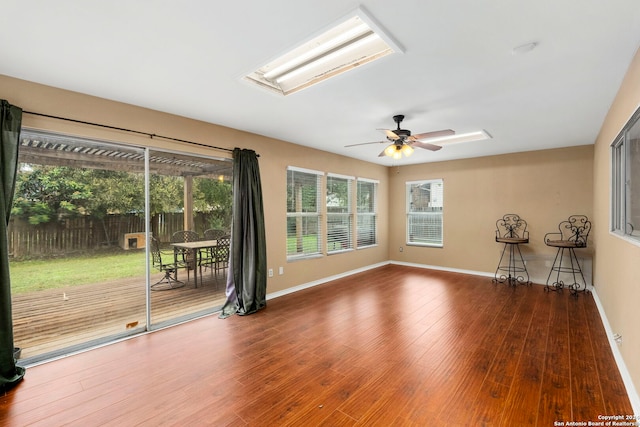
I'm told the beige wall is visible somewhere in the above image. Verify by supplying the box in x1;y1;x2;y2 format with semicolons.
593;46;640;399
0;74;389;294
387;146;594;284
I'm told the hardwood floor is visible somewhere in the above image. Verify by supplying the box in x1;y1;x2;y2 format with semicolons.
0;265;633;426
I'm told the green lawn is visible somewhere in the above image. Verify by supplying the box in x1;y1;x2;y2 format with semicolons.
9;250;147;294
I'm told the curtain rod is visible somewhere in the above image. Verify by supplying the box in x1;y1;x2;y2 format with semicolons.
23;110;236;154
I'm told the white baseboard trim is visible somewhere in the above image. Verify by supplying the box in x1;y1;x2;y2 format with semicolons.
266;261;391;301
389;260;495;279
591;288;640;415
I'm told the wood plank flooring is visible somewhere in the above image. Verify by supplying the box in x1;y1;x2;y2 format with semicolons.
0;265;634;426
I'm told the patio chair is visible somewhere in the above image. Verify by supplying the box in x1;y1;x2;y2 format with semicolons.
200;229;227;276
171;230;200;272
150;236;185;291
203;228;226;240
212;235;231;277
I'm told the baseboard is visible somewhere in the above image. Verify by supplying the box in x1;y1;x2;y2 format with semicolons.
389;260;495;279
265;261;391;300
591;288;640;415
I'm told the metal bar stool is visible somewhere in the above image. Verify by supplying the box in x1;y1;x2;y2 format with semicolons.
493;214;531;287
544;215;591;296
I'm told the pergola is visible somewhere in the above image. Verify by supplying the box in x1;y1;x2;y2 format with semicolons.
18;129;233;231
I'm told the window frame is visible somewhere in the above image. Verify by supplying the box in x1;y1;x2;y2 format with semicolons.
356;178;378;249
406;179;444;248
286;166;323;261
326;173;354;254
611;105;640;245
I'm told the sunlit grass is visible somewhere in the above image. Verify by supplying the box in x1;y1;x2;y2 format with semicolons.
9;250;147;294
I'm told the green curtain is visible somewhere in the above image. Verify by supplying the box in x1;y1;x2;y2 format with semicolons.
219;148;267;318
0;100;25;390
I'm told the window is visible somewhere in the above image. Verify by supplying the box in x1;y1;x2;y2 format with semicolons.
406;179;444;247
611;106;640;240
357;178;378;247
287;167;322;259
326;174;353;253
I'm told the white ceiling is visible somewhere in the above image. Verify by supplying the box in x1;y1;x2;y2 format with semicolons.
2;1;640;166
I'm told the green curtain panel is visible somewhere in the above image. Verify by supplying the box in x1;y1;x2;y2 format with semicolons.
219;148;267;318
0;100;26;390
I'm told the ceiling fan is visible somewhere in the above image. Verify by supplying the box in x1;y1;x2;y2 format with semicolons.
345;115;455;159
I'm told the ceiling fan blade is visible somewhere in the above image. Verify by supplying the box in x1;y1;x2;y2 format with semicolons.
378;148;387;157
377;128;399;140
410;140;443;151
344;140;387;148
412;129;455;140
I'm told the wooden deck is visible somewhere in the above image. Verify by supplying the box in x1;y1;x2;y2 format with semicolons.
12;270;227;361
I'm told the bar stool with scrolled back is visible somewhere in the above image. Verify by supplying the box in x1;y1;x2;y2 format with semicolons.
544;215;591;296
493;214;531;286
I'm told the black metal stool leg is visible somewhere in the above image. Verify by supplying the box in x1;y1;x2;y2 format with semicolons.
568;248;589;296
493;243;530;287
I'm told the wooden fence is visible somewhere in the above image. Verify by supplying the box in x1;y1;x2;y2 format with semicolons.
8;212;223;259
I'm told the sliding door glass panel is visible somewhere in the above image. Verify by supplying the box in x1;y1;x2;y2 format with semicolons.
147;149;232;327
11;130;147;363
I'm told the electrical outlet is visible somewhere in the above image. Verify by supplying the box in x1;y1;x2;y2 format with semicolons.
268;268;273;277
399;246;403;252
279;266;284;275
613;333;623;345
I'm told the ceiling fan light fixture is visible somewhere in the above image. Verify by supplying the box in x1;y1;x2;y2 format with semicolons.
401;144;414;157
384;144;398;157
384;142;413;159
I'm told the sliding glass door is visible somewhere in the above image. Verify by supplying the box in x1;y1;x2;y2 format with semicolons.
147;149;231;326
10;131;231;364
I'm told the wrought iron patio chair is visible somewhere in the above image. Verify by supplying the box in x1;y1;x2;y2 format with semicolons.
212;235;231;277
200;229;227;275
150;236;185;290
171;230;200;283
203;228;226;240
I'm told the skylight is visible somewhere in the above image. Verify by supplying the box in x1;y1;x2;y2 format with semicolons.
244;8;401;96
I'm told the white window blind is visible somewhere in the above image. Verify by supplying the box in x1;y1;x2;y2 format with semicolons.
406;179;444;247
287;167;323;259
356;178;378;248
326;174;354;253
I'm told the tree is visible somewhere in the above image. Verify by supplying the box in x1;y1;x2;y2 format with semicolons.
194;177;232;230
12;165;93;225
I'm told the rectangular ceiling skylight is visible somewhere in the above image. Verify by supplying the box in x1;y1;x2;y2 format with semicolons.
244;8;401;96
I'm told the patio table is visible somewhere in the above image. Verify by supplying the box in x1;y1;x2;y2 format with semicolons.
171;239;220;288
